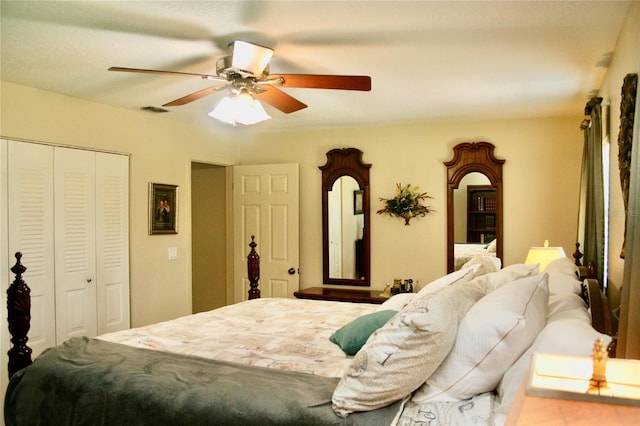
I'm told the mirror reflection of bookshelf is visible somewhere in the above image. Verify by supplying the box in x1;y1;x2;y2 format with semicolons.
467;185;497;243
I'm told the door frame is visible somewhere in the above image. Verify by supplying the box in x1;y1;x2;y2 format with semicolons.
187;157;235;312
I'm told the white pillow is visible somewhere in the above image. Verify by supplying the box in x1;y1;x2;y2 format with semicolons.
547;293;590;324
545;257;579;276
376;293;414;312
545;257;582;295
331;280;485;417
548;273;583;295
486;238;497;253
482;263;540;292
412;273;549;403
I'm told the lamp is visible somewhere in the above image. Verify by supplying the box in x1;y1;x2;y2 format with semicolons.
526;351;640;404
208;91;271;126
524;240;566;272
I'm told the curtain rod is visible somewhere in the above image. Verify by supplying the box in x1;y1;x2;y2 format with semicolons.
584;97;603;115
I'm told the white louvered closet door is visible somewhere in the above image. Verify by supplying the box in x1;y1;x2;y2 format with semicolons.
6;140;130;351
54;148;98;341
7;141;57;357
95;152;130;335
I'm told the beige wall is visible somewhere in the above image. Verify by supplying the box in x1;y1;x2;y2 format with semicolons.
1;79;585;322
597;0;640;311
235;116;584;291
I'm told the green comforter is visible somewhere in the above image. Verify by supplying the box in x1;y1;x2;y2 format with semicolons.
4;337;400;426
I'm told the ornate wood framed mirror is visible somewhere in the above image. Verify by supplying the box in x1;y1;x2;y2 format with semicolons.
320;148;371;286
444;142;505;273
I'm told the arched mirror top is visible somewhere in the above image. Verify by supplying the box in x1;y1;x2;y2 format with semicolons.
320;148;371;286
320;148;371;190
445;142;505;273
444;142;505;188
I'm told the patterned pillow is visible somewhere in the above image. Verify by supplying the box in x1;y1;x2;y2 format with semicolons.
413;268;474;297
412;273;549;403
376;293;414;312
331;280;485;417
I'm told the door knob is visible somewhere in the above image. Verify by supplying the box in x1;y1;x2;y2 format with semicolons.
287;268;297;275
86;278;93;284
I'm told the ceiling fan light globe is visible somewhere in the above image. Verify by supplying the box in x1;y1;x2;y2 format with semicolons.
208;94;271;126
208;97;237;125
233;94;271;125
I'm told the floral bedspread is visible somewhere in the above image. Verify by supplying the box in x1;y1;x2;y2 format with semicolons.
98;298;378;378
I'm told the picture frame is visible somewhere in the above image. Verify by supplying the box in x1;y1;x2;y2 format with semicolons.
149;183;178;235
353;189;364;215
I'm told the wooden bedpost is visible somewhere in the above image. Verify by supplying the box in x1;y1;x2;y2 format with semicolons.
7;252;32;378
573;242;583;266
247;236;261;300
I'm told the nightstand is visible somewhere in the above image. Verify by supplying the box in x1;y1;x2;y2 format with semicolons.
293;286;388;304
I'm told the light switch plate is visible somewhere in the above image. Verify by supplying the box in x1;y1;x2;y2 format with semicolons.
168;247;177;260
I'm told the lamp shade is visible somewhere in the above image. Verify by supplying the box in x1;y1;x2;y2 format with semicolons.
525;240;566;272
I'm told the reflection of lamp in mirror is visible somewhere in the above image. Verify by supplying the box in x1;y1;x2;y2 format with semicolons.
525;240;566;272
208;90;271;126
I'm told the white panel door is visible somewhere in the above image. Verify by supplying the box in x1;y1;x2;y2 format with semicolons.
54;147;97;342
95;152;130;334
233;164;299;302
6;140;57;357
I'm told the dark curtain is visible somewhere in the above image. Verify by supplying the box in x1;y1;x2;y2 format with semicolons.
579;97;605;286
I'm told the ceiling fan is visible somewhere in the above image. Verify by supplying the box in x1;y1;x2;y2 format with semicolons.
109;40;372;118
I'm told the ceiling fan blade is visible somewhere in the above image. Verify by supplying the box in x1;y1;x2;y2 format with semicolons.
163;85;228;107
270;74;371;91
109;67;226;82
254;87;307;114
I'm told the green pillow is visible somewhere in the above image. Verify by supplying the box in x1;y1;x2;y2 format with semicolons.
330;310;398;355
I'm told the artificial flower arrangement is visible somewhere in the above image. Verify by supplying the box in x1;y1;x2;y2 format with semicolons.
377;183;433;225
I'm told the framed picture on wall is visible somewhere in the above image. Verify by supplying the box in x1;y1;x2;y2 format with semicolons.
149;183;178;234
354;189;364;215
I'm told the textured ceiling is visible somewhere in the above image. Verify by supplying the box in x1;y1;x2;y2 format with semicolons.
0;1;632;133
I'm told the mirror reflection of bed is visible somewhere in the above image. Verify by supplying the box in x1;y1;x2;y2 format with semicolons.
453;172;498;270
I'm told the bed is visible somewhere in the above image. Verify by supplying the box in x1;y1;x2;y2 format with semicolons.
4;240;612;426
